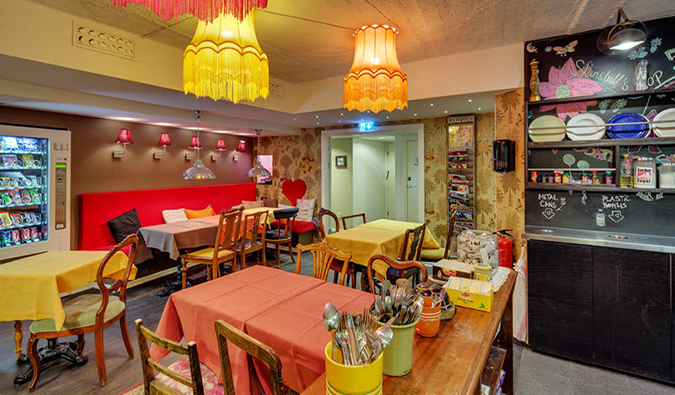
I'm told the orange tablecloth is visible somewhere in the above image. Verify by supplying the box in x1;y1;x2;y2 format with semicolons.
151;266;329;395
0;250;133;330
246;281;373;392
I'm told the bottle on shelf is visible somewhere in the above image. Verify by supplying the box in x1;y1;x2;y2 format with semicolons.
596;209;606;227
620;154;634;188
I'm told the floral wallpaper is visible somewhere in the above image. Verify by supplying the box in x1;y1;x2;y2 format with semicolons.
422;117;448;246
495;89;526;257
257;128;322;207
476;113;496;232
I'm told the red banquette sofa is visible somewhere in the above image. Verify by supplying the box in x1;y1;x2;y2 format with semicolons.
78;183;256;252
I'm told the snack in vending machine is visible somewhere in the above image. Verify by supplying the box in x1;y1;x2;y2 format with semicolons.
0;177;12;187
34;213;42;223
29;189;41;204
30;227;39;241
9;190;22;204
1;231;11;246
0;212;11;227
10;212;22;226
11;229;20;244
1;192;12;205
21;154;34;167
20;189;31;203
21;228;31;242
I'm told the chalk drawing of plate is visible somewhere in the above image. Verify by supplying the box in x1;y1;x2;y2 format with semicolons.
653;108;675;138
566;113;606;141
529;115;566;142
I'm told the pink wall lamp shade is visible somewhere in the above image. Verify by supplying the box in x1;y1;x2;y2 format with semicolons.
188;136;202;150
113;128;133;158
236;140;246;152
154;132;173;160
215;139;227;151
158;133;173;147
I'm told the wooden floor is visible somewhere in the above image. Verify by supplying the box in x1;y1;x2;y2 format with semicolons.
0;251;300;395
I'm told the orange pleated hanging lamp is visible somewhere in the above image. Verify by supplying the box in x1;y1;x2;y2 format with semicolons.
183;12;269;103
344;24;408;113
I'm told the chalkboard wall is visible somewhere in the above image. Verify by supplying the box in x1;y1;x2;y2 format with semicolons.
525;190;675;236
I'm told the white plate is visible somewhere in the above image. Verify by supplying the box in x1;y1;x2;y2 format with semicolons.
566;113;606;141
528;115;566;142
653;108;675;138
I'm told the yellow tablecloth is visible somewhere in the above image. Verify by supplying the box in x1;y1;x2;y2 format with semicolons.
358;219;440;249
0;250;134;330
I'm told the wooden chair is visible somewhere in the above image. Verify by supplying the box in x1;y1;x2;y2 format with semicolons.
295;241;352;285
389;223;427;286
215;319;284;395
135;318;212;395
341;213;366;229
317;208;358;288
26;234;138;391
265;207;298;268
366;254;428;294
420;209;457;261
180;209;242;289
238;210;268;270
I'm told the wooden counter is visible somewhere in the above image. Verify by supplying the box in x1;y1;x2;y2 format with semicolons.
302;270;517;395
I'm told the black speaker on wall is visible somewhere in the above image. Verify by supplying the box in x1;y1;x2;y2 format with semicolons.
493;139;515;172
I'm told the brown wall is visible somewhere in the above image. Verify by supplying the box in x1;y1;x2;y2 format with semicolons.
0;106;253;248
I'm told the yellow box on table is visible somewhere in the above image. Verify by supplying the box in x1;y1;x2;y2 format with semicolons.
444;277;494;312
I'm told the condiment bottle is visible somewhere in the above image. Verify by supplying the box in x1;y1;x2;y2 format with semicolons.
596;209;606;227
620;154;634;188
605;171;614;185
581;172;590;184
591;170;600;184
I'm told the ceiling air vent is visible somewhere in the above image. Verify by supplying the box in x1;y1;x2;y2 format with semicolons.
269;82;284;100
72;21;136;60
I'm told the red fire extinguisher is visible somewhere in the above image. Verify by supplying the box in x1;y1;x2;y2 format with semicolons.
495;229;514;268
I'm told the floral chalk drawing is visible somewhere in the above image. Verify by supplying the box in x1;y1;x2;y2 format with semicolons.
539;58;603;120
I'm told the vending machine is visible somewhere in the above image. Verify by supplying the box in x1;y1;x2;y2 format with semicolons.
0;124;71;260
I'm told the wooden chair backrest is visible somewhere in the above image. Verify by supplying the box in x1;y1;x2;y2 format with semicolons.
317;208;340;240
215;319;284;395
398;223;427;261
295;241;352;284
366;254;428;293
269;207;298;240
95;234;138;324
214;209;243;261
241;210;268;249
443;210;458;260
341;213;366;230
135;319;204;395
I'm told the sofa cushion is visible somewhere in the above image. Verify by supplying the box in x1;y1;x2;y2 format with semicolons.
185;205;215;219
293;220;318;234
242;200;263;209
296;198;315;222
107;208;141;244
162;208;187;223
262;198;278;208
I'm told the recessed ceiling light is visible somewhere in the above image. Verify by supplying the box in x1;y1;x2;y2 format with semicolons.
338;120;342;123
386;116;389;119
444;110;448;114
293;117;297;120
315;115;319;119
340;113;344;116
468;99;472;102
316;122;320;125
478;107;482;111
414;113;417;117
430;103;434;107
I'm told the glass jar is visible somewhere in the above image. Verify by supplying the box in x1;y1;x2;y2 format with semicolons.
659;163;675;188
634;157;656;189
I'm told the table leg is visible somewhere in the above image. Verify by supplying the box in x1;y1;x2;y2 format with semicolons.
14;320;23;362
158;262;187;297
14;338;89;385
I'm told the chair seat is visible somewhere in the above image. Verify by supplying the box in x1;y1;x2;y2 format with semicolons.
182;247;235;262
420;247;445;261
330;259;355;275
155;355;224;395
30;294;125;333
265;230;291;241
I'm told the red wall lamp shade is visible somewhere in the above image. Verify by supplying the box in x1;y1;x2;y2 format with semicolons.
215;139;227;151
154;133;173;160
236;140;246;152
188;136;203;150
113;128;133;159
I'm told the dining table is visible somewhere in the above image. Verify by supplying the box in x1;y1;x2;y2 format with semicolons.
0;250;134;383
150;265;374;395
324;218;440;275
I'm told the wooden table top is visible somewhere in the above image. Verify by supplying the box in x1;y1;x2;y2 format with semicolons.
301;270;517;395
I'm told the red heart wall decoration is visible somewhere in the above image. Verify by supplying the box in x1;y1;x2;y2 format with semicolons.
281;179;306;206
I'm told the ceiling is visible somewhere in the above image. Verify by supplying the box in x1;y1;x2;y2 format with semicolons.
3;0;675;134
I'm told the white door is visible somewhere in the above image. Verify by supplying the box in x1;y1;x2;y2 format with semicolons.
385;142;396;219
353;139;386;222
406;140;419;222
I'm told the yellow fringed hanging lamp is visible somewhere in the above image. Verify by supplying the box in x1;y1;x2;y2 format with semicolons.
344;24;408;113
183;12;269;104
